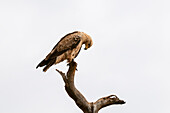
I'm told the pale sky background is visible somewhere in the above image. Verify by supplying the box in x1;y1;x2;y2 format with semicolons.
0;0;170;113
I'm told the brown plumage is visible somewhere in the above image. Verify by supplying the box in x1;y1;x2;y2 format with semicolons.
36;31;93;72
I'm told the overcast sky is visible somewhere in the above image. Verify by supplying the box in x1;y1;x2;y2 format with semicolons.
0;0;170;113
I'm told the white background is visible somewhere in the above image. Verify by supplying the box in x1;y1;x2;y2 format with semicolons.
0;0;170;113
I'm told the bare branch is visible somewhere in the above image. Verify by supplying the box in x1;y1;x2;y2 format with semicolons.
56;61;125;113
93;95;125;112
56;69;67;83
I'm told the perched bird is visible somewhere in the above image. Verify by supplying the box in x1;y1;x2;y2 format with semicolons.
36;31;93;72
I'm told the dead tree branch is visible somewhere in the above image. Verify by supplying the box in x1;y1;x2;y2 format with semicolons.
56;61;125;113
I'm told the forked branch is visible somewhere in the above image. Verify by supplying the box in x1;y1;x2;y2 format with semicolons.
56;61;125;113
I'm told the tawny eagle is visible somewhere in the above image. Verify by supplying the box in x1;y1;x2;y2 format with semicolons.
36;31;93;72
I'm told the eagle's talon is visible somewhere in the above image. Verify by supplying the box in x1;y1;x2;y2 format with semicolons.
71;59;75;63
67;63;70;66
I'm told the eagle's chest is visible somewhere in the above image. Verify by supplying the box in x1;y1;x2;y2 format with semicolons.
55;42;82;63
70;42;82;58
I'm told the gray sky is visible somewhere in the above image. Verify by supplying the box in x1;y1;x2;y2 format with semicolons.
0;0;170;113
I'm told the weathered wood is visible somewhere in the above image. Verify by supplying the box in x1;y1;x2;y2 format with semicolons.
56;61;125;113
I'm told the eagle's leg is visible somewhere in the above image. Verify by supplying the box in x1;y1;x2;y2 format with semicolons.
67;59;74;66
67;59;78;71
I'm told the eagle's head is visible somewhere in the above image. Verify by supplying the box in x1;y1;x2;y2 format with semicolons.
84;33;93;50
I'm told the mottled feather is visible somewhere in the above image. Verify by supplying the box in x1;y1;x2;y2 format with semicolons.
36;31;93;72
46;35;81;60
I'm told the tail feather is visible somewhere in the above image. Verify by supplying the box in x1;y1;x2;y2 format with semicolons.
43;58;56;72
36;59;48;69
36;58;56;72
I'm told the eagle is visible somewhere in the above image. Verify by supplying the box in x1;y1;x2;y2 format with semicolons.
36;31;93;72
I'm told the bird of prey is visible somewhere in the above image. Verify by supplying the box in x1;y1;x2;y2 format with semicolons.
36;31;93;72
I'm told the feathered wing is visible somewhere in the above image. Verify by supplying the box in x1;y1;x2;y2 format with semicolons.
46;34;81;60
36;33;81;72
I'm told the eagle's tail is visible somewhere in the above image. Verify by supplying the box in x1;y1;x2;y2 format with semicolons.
43;59;55;72
36;59;48;69
36;58;56;72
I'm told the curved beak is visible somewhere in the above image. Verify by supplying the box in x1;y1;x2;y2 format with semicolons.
84;45;88;50
84;47;88;50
